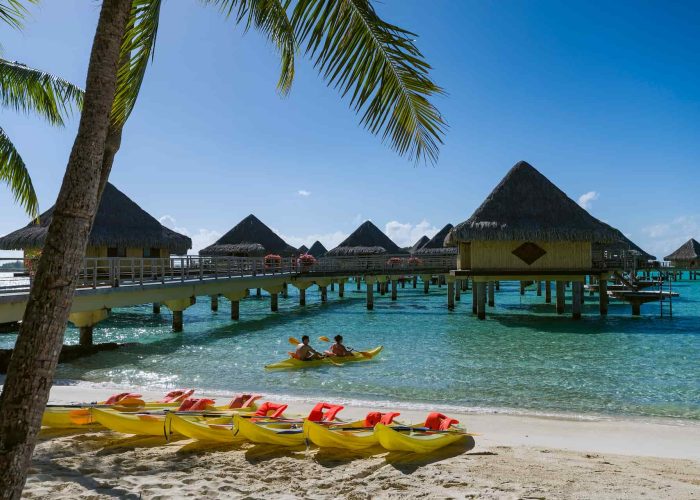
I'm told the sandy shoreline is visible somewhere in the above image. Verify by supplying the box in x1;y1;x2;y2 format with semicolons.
7;383;698;498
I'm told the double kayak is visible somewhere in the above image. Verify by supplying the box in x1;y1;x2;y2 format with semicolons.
265;346;383;370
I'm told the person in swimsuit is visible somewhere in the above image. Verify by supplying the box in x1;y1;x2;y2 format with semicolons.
295;335;324;361
325;335;352;357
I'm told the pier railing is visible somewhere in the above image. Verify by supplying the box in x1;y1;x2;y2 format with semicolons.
0;254;456;295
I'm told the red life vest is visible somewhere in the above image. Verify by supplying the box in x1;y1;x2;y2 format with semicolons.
307;402;344;422
364;411;401;427
104;392;143;405
226;394;262;409
424;412;459;431
177;398;216;411
254;402;288;418
158;389;194;403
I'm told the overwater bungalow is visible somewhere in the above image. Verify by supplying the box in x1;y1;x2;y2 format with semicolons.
298;244;309;254
415;224;457;256
409;235;430;254
307;240;328;258
327;221;404;256
664;238;700;279
445;161;620;320
0;183;191;261
199;214;297;257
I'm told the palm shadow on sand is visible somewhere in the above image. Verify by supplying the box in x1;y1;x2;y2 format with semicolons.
383;436;476;474
312;446;386;468
92;433;181;456
176;439;246;455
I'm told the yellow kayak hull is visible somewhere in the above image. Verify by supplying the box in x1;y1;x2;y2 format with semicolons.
233;414;305;447
42;402;180;429
265;346;383;370
374;423;467;453
91;408;177;436
169;414;244;443
303;420;377;451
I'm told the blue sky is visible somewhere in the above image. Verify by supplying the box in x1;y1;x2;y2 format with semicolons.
1;0;698;258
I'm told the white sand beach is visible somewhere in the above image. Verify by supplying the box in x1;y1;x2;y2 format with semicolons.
17;384;700;499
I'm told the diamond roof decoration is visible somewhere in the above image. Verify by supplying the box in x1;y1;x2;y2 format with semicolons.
512;242;547;265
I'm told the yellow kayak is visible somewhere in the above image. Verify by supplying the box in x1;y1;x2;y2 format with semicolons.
91;408;181;437
374;423;469;453
265;346;383;370
168;414;245;443
233;414;306;447
303;420;377;450
41;390;196;429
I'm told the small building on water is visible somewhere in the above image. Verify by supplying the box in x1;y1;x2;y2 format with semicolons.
297;244;309;254
664;238;700;279
327;220;405;256
0;183;191;261
445;161;621;319
307;240;328;258
199;214;297;257
409;235;430;254
414;224;457;256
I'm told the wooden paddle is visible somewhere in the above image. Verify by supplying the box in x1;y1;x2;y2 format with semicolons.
318;336;372;358
287;337;342;366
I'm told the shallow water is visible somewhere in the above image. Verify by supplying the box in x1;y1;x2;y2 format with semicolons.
2;277;699;421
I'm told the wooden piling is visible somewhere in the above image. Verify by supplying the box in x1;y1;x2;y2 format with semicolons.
271;293;278;312
231;300;240;320
477;282;486;320
391;280;398;301
447;280;455;310
79;326;93;347
572;282;582;320
299;288;306;306
488;281;495;307
173;310;183;332
556;281;565;314
210;295;218;312
545;281;551;303
599;277;608;316
152;302;161;314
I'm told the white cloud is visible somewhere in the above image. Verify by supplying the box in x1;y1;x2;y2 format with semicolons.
642;214;699;259
352;213;364;225
159;215;221;255
384;220;439;248
577;191;599;210
297;190;311;197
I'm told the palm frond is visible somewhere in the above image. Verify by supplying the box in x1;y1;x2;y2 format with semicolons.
291;0;446;164
0;0;37;30
0;58;84;126
0;126;38;217
202;0;296;95
111;0;162;126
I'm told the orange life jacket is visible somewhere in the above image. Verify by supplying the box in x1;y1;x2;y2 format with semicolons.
364;411;401;427
254;402;288;418
226;394;262;409
307;402;344;422
424;412;459;431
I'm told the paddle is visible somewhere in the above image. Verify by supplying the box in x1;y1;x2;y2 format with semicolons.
318;336;372;358
287;337;342;366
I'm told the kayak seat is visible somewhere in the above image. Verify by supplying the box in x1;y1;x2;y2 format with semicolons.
158;389;195;403
364;411;401;426
254;402;288;418
177;398;216;411
425;412;459;431
104;392;143;405
308;402;344;422
226;394;262;409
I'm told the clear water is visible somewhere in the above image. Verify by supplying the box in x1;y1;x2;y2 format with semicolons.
2;278;699;421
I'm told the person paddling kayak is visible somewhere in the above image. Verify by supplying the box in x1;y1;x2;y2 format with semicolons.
295;335;325;361
325;335;352;357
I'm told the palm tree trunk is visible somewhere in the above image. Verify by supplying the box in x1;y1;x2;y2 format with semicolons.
0;1;131;497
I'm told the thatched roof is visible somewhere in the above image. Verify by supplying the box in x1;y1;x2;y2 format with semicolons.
593;223;655;261
664;238;700;261
298;244;309;254
409;235;430;253
199;214;297;257
327;220;405;256
415;224;457;255
446;161;619;244
308;240;327;258
0;183;191;254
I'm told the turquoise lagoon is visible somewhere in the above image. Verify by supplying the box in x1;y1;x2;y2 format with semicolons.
2;279;699;421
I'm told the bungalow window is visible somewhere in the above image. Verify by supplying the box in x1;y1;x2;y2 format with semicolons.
107;247;126;258
143;248;160;258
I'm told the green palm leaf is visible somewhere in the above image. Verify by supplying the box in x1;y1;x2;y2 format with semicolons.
0;126;38;217
0;0;37;30
111;0;162;126
201;0;296;95
0;58;84;126
291;0;446;164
